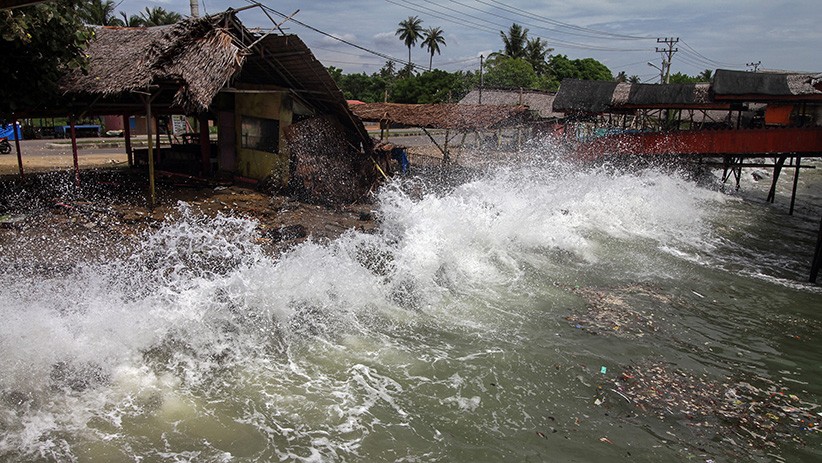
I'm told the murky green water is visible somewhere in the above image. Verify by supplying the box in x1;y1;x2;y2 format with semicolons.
1;155;820;462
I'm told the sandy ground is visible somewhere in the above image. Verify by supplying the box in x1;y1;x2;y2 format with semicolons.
0;141;379;268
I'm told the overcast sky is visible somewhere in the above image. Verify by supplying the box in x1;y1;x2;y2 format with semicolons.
117;0;820;82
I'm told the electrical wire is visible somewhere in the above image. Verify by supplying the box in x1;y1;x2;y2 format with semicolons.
388;0;648;52
475;0;653;40
243;0;429;72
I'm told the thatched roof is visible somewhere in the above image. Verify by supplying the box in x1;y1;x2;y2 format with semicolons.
554;79;729;114
61;15;244;114
625;82;715;108
55;10;369;146
712;69;822;100
552;80;621;114
459;88;561;119
350;102;531;131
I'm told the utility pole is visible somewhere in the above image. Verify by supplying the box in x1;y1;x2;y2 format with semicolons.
746;61;761;72
189;0;199;18
656;37;679;84
479;54;484;104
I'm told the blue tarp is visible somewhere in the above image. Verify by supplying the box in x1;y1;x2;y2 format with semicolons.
0;123;22;140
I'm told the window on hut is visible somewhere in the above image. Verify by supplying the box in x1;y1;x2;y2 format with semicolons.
241;116;279;153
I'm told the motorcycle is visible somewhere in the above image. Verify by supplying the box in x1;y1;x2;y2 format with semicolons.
0;137;11;155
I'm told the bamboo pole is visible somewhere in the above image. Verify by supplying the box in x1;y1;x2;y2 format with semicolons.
12;116;23;178
69;116;81;187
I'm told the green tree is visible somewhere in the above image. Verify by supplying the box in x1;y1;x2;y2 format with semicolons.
483;55;537;89
78;0;123;26
395;16;423;67
498;23;528;59
698;69;713;82
0;1;92;115
524;37;552;75
421;26;446;71
139;7;182;26
548;54;612;81
615;71;627;82
392;69;470;104
668;72;700;84
119;11;145;27
628;75;641;84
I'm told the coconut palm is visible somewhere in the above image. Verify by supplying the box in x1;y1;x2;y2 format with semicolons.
78;0;123;26
119;11;145;27
499;23;529;59
421;27;446;71
524;37;552;75
140;7;183;26
395;16;424;66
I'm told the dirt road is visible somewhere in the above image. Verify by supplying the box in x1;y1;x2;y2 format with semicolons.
0;138;130;175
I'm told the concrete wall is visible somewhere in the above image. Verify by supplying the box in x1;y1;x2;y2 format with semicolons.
235;91;293;183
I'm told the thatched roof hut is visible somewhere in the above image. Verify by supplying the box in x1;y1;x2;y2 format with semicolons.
350;102;531;131
458;88;561;119
61;20;242;114
552;80;622;114
625;82;717;109
56;11;368;145
712;69;822;100
553;79;726;114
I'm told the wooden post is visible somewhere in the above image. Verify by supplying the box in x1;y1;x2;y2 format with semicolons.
123;114;133;167
145;96;156;209
199;113;210;176
155;114;162;165
789;156;801;215
811;216;822;283
69;116;81;187
766;156;786;203
12;116;24;178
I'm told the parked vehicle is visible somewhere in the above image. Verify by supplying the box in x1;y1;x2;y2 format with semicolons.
0;137;11;154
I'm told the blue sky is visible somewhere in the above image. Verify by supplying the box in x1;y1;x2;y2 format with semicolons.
116;0;821;81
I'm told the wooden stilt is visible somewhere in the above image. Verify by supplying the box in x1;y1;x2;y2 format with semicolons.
12;116;24;178
143;95;156;209
811;216;822;283
199;113;211;176
766;156;786;203
69;116;81;187
123;114;133;167
789;156;801;215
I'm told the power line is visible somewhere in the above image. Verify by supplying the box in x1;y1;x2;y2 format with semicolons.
474;0;653;40
387;0;648;52
243;0;429;72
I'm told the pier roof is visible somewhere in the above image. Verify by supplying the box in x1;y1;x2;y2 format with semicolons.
712;69;822;101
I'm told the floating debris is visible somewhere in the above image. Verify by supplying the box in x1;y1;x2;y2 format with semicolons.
565;284;674;338
609;361;820;452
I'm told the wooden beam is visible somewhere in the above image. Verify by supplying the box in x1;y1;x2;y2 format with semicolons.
811;216;822;283
12;116;23;178
69;116;81;187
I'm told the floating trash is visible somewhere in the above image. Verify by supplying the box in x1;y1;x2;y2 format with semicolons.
609;360;820;452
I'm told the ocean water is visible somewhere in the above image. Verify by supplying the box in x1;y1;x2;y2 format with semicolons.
1;148;820;462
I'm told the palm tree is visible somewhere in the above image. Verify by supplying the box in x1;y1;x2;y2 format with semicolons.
140;7;183;26
524;37;552;75
395;16;424;67
615;71;627;82
78;0;123;26
119;11;145;27
421;27;446;71
499;23;529;59
628;75;641;84
698;69;713;82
